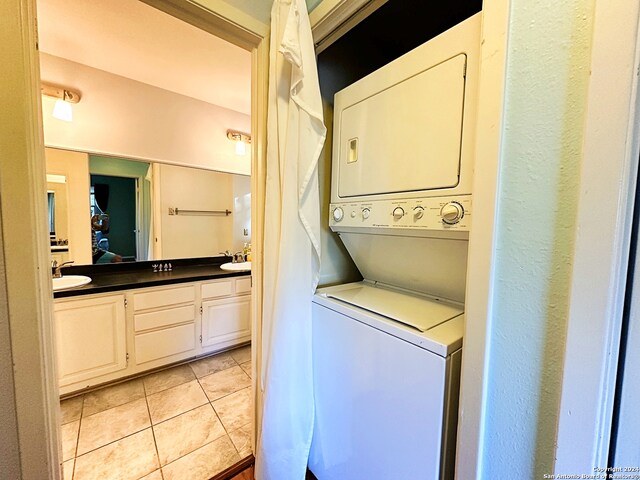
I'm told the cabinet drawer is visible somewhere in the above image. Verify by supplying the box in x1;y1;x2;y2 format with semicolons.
133;285;195;311
134;304;195;332
135;323;196;364
235;277;252;294
202;279;233;299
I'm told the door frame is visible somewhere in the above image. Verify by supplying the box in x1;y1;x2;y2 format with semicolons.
554;0;640;473
86;156;153;261
90;173;143;261
0;0;268;477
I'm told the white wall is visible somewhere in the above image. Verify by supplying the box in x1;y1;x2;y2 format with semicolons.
45;148;92;265
478;0;594;476
157;164;237;258
40;53;251;176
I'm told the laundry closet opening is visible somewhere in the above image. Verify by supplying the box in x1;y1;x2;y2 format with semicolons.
310;0;483;478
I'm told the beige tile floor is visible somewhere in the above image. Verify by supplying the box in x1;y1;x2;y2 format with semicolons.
60;345;253;480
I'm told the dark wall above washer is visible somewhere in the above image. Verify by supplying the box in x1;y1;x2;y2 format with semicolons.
317;0;483;104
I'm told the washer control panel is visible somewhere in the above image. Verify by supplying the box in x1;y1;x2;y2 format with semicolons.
329;196;471;231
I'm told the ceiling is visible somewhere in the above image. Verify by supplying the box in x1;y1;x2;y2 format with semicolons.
220;0;323;26
36;0;252;115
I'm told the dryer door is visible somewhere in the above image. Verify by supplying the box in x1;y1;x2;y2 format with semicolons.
336;53;467;198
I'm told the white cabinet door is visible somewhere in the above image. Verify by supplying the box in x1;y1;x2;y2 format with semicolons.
54;294;127;387
201;296;251;349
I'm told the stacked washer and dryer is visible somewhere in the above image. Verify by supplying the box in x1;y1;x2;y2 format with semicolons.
309;14;481;480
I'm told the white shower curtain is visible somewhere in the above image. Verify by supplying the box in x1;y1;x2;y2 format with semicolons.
256;0;327;478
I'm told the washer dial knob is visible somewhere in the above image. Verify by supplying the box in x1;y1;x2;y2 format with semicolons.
333;207;344;222
413;206;425;220
441;202;464;225
392;207;405;220
362;208;371;220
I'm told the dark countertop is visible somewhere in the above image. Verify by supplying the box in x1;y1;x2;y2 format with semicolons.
53;256;251;299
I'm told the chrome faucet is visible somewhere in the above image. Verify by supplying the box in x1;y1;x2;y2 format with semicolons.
233;251;245;263
52;260;74;278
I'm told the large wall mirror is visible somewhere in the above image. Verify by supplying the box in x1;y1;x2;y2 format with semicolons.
46;147;251;265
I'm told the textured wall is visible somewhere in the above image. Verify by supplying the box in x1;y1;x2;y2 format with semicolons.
482;0;594;477
0;208;21;480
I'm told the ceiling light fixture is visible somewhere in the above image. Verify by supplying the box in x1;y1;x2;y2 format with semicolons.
227;130;251;156
41;82;81;122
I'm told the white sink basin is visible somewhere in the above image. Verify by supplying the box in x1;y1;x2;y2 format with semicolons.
220;261;251;272
52;275;92;291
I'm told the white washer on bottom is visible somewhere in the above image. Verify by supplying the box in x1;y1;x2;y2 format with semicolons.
309;282;464;480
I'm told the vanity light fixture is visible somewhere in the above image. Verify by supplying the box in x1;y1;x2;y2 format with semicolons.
227;130;251;156
41;82;81;122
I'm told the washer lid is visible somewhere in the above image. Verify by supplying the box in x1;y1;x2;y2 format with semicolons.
326;283;463;332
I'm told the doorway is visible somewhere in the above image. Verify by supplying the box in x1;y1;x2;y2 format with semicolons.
90;175;137;262
0;0;267;478
36;0;259;478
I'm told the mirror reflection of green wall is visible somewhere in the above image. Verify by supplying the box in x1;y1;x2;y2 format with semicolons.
89;156;152;263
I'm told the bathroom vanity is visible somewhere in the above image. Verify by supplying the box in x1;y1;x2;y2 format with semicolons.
53;259;251;395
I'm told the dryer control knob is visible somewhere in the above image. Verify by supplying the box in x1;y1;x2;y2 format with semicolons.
392;207;405;220
441;202;464;225
413;206;425;220
362;208;371;220
333;207;344;222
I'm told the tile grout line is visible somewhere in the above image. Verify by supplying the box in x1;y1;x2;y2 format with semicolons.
208;387;253;458
152;374;239;477
70;394;85;480
226;421;253;459
146;356;244;401
152;399;210;427
197;365;251;401
159;435;239;477
143;376;164;478
194;361;251;459
72;392;150;459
